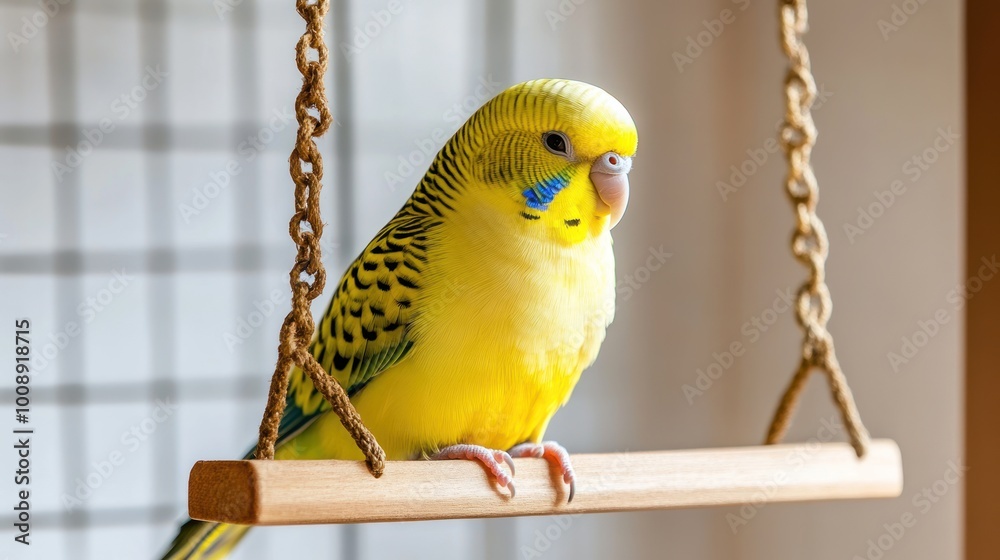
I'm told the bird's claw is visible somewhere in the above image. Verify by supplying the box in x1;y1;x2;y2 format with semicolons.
501;451;516;476
430;444;516;497
509;441;577;503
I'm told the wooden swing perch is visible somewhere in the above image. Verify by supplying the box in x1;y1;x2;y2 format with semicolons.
190;441;902;525
188;0;902;526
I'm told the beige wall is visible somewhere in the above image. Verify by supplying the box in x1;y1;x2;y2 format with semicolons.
506;0;963;558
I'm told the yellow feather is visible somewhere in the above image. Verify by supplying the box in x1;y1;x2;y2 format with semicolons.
282;79;637;461
162;77;638;560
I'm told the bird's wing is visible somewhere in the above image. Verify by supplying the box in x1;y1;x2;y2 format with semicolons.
248;211;439;456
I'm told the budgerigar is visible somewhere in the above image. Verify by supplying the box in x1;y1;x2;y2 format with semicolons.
161;78;637;559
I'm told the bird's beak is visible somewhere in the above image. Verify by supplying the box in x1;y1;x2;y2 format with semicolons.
590;152;632;229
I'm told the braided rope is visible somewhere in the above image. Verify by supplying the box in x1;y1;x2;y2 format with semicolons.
255;0;385;477
764;0;871;458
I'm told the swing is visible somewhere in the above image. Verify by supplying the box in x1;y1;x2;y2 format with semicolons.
187;0;902;526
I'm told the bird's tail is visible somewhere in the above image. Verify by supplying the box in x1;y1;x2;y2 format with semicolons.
159;369;328;559
158;517;251;560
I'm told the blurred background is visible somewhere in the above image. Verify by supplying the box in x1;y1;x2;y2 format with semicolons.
0;0;963;559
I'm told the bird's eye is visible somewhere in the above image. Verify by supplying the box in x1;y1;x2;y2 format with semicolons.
542;131;571;156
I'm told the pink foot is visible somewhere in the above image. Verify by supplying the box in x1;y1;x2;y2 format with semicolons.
509;441;576;503
430;444;517;498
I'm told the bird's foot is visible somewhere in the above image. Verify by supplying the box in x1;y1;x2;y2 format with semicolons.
508;441;576;503
430;444;517;498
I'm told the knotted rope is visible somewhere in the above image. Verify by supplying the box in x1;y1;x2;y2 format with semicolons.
254;0;386;477
764;0;871;458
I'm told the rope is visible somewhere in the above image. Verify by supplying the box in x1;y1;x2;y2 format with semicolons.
254;0;386;477
764;0;871;458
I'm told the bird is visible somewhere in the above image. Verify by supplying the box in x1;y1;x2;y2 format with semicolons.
160;78;637;559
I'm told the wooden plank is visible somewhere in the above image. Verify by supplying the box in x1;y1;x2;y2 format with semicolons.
188;439;902;525
966;1;1000;558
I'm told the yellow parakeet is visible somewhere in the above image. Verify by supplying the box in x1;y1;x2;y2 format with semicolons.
161;78;637;559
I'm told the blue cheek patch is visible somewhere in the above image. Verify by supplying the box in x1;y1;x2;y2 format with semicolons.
522;174;570;211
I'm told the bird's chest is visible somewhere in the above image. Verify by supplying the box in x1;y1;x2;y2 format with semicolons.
495;249;614;375
416;229;616;437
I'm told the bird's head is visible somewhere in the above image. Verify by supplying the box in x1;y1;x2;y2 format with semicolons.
448;79;638;244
